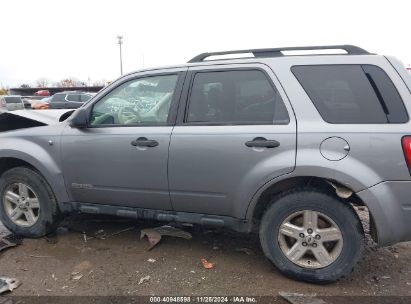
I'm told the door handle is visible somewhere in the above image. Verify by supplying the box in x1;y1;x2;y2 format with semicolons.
245;137;280;148
131;137;159;147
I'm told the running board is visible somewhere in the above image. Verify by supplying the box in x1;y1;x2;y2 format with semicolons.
60;202;249;232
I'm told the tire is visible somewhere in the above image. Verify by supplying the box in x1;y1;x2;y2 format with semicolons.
259;188;364;284
0;167;60;237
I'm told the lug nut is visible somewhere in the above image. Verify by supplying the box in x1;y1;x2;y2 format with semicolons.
312;243;318;248
307;228;313;234
302;242;308;247
315;234;321;240
299;233;305;238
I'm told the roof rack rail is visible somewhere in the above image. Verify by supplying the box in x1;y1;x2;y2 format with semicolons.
188;45;370;63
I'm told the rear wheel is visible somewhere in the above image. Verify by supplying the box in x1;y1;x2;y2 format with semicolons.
259;189;364;283
0;167;60;237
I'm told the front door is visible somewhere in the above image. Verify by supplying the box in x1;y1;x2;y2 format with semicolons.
168;64;296;218
61;69;186;210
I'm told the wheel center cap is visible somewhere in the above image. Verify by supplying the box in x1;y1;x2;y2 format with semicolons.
305;235;314;244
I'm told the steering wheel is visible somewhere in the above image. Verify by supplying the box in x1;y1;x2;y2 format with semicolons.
118;105;142;124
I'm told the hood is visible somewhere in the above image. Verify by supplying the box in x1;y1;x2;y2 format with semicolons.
0;109;75;132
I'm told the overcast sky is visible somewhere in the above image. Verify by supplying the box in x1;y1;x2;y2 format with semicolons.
1;0;410;87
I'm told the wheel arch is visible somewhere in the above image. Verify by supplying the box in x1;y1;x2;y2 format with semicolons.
246;176;375;240
0;152;69;204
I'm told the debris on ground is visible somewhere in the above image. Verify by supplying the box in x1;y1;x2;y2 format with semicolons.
71;272;83;281
71;273;83;281
82;227;135;242
200;258;215;269
0;233;22;252
29;254;52;258
94;229;107;240
72;261;93;273
138;275;151;285
279;292;326;304
140;225;192;250
147;258;156;263
0;277;21;294
235;247;255;255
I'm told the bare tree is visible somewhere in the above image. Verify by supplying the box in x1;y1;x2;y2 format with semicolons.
58;78;78;87
0;87;8;95
20;83;31;88
35;78;49;87
92;79;108;86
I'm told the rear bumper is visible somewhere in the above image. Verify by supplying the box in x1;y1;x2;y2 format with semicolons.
357;181;411;246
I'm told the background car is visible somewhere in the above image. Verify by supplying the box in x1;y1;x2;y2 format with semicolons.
31;96;52;110
48;91;94;109
21;96;47;109
0;95;25;112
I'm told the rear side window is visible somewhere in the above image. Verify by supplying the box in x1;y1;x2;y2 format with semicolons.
186;70;289;124
292;65;408;124
66;94;81;102
52;94;66;102
4;97;22;104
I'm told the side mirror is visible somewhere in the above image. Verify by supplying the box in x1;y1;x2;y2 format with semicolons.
69;108;89;128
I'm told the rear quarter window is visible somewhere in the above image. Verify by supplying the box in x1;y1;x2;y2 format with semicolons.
80;94;92;102
4;97;22;104
291;64;408;124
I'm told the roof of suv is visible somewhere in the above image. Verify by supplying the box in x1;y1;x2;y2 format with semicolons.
187;45;370;63
118;45;379;79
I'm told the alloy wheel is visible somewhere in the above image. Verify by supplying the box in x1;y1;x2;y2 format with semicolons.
278;210;343;268
3;182;40;227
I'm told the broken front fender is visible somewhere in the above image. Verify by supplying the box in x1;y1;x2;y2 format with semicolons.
0;109;74;132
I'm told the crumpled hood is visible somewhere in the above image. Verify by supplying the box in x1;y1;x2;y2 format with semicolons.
0;109;75;132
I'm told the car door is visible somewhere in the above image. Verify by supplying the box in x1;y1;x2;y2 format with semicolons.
61;68;186;210
66;94;84;109
50;93;66;109
168;64;297;218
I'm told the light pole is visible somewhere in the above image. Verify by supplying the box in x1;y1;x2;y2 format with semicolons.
117;35;123;75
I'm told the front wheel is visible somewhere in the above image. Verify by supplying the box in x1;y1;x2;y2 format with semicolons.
259;189;364;283
0;167;60;237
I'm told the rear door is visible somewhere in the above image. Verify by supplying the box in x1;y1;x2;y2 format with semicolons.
168;64;297;218
50;93;67;109
66;94;84;108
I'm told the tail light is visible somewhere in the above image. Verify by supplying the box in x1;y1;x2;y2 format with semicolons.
401;136;411;170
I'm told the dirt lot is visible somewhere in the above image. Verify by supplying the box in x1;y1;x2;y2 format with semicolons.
0;209;410;300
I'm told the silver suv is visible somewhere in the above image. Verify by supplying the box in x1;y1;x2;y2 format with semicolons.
0;45;411;283
0;95;25;112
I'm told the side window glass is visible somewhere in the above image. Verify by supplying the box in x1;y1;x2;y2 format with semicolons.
5;97;21;104
52;94;66;102
361;65;408;123
186;70;289;124
292;64;408;124
90;74;178;126
80;94;92;102
67;94;81;102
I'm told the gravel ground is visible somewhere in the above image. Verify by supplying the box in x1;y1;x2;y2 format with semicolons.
0;208;410;299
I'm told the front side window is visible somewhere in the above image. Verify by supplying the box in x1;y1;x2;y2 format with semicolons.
186;70;289;124
292;65;408;124
90;74;178;126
